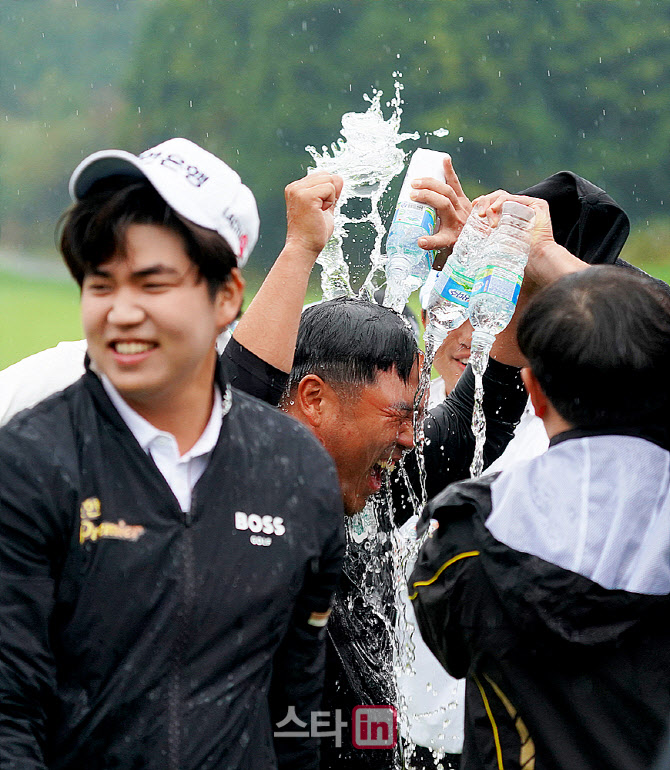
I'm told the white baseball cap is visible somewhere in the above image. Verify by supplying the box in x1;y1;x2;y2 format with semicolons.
69;137;259;267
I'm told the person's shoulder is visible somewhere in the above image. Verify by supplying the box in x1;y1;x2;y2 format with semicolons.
0;340;87;427
427;472;499;520
227;387;343;518
0;374;89;449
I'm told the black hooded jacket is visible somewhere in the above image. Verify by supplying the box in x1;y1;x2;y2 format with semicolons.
518;170;630;265
0;357;344;770
410;429;670;770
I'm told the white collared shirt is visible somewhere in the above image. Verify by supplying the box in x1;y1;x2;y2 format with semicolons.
101;375;224;512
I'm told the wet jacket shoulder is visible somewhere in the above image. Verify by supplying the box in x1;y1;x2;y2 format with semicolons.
0;366;344;770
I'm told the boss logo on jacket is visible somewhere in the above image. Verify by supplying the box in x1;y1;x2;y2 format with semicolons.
235;510;286;546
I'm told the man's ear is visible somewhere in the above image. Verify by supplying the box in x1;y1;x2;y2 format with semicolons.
215;268;245;332
294;374;338;430
521;366;548;419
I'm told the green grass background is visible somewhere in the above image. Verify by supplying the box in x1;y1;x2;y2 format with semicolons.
2;253;669;371
0;269;310;370
0;271;82;369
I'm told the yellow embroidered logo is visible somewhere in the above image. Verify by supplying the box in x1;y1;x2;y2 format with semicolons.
79;497;146;545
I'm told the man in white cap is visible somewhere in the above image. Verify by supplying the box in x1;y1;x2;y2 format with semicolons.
0;138;345;770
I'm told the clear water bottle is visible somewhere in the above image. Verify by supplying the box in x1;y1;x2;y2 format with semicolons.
384;149;448;312
468;201;535;359
423;205;492;355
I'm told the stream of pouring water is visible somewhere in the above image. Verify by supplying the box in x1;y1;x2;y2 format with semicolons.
469;350;488;478
306;79;455;769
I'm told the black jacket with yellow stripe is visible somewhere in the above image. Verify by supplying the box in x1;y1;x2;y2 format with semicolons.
0;356;344;770
409;448;670;770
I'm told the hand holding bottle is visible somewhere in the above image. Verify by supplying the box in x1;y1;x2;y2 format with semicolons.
472;191;587;292
411;154;472;267
384;149;449;312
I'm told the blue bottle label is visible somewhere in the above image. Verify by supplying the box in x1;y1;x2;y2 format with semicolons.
435;267;473;308
471;265;522;304
392;202;436;234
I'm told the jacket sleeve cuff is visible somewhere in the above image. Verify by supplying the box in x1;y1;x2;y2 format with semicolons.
221;337;289;407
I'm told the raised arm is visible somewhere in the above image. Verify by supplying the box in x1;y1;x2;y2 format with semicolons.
232;172;343;373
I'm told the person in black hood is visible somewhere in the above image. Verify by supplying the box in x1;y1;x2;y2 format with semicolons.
410;264;670;770
518;169;630;265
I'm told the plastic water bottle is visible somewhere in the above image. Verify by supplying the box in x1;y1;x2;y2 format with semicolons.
384;149;448;312
423;205;492;355
468;201;535;360
467;200;534;479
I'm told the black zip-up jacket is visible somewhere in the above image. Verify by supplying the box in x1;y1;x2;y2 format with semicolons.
0;357;344;770
410;430;670;770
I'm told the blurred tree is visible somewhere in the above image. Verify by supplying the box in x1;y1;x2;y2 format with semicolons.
119;0;670;268
0;0;148;250
3;0;670;272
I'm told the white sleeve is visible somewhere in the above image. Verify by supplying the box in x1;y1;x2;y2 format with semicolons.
0;340;87;426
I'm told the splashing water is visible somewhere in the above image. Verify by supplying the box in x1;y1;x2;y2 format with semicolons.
412;337;436;510
338;497;401;766
306;76;419;300
307;77;457;767
469;347;489;477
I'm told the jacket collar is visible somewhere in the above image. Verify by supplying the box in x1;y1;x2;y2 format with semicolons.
82;351;231;436
550;424;669;452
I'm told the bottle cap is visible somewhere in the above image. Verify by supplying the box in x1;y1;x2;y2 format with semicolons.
501;200;535;222
405;148;448;182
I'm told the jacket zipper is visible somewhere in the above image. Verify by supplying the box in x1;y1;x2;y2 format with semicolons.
168;495;197;770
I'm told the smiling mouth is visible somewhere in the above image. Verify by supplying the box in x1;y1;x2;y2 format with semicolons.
111;341;157;355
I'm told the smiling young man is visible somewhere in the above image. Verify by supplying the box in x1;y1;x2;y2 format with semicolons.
0;139;344;770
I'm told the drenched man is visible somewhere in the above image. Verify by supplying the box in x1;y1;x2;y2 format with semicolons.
276;293;525;768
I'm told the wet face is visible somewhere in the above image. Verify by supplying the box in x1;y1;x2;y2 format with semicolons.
318;365;419;515
432;319;473;394
81;223;242;414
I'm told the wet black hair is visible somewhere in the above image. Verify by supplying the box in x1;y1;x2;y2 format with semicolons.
59;175;237;299
518;265;670;429
286;297;420;394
